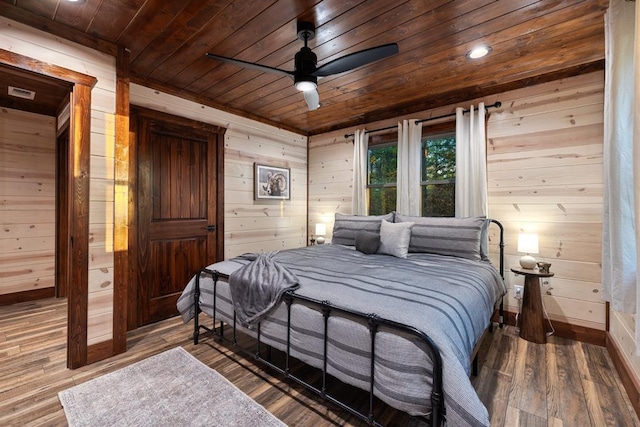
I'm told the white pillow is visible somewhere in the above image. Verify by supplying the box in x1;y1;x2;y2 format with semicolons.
377;219;414;258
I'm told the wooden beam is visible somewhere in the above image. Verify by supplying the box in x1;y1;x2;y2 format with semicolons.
0;49;97;88
113;46;130;356
66;82;91;369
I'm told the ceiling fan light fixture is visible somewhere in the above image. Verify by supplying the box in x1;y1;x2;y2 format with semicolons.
466;45;492;59
294;77;317;92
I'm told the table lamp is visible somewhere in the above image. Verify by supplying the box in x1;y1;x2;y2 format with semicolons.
517;233;539;269
315;223;326;244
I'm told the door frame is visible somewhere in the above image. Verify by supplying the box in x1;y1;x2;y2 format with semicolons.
0;49;97;369
55;107;71;299
127;106;225;330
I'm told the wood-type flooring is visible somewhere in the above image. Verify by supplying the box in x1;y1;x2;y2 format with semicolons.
1;298;638;426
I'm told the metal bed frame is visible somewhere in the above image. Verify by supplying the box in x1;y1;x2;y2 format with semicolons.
191;219;505;427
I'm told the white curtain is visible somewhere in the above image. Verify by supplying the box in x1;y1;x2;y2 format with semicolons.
352;129;369;215
602;0;639;347
455;103;488;217
397;119;423;216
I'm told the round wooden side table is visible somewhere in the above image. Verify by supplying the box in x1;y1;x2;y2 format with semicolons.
511;267;555;344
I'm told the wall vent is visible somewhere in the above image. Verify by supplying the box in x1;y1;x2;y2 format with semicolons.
8;86;36;100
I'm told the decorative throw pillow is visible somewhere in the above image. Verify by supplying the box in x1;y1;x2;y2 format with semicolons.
394;214;485;261
377;219;414;258
331;212;394;246
355;231;381;254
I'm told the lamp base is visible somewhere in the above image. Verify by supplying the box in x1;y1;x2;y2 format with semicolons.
316;236;325;244
519;255;536;269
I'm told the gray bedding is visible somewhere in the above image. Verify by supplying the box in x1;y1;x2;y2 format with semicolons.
177;244;506;427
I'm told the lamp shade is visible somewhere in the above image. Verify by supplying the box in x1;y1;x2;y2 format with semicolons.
517;233;539;254
315;223;326;244
315;223;326;236
517;233;538;269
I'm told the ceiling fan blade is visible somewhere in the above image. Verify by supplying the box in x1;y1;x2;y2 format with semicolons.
303;88;320;111
205;53;293;78
313;43;399;77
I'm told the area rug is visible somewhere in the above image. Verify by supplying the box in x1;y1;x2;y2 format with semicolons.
58;347;286;427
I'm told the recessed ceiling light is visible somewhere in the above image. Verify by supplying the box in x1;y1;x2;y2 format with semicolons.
66;0;87;4
466;45;492;60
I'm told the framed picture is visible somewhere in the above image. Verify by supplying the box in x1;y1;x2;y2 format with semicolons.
254;163;291;200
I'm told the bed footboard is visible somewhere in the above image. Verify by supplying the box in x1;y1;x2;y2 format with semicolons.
193;269;445;427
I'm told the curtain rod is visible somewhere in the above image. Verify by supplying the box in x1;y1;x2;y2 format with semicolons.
343;101;501;139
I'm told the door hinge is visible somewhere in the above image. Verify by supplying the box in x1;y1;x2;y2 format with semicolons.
205;225;216;232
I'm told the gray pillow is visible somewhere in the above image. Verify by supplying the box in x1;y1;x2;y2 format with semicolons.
394;214;485;261
479;218;491;261
377;219;414;258
331;212;394;246
355;231;380;254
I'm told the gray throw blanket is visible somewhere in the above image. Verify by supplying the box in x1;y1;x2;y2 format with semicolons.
229;252;300;326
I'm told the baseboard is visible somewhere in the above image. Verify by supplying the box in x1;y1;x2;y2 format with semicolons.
87;339;114;365
0;288;55;306
493;309;606;347
552;320;606;346
606;332;640;420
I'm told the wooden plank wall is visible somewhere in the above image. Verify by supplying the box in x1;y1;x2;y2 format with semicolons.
487;71;604;331
308;71;605;332
0;108;56;295
130;84;308;260
1;16;117;346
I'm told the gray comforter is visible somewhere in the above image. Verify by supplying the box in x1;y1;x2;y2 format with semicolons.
177;244;506;426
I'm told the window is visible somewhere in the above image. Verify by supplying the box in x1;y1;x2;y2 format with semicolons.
368;143;397;215
421;132;455;217
367;126;456;217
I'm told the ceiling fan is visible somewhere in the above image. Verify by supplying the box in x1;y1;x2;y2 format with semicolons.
205;22;399;111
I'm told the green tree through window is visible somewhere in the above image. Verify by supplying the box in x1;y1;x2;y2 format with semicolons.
368;144;397;215
367;131;455;216
422;134;455;217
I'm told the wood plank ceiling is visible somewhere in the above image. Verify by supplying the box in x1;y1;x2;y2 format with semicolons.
0;0;608;135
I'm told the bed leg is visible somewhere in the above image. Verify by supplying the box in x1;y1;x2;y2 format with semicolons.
499;298;505;328
193;272;201;345
193;306;199;345
431;391;444;427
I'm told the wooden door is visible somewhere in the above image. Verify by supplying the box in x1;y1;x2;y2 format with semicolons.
135;111;223;326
